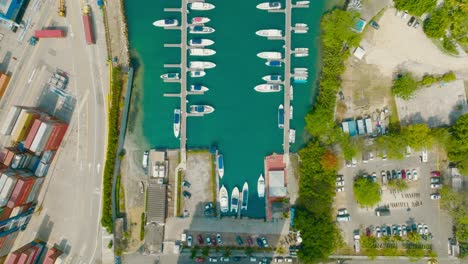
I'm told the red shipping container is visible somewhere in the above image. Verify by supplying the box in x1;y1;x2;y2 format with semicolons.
6;242;33;264
0;148;8;163
0;204;13;221
44;123;68;151
3;151;14;167
7;177;35;208
82;14;94;44
17;247;35;264
0;236;7;249
34;30;65;38
23;120;42;150
44;247;63;264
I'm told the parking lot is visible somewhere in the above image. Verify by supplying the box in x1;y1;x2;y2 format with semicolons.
335;149;452;257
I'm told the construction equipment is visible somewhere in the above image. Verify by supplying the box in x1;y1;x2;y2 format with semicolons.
58;0;66;17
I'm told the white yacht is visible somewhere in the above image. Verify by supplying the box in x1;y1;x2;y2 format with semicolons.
189;38;214;47
294;29;308;34
256;29;283;37
190;70;206;78
160;73;179;80
257;174;265;198
190;2;215;11
190;85;209;92
254;84;282;93
189;26;215;34
295;23;308;28
173;109;181;138
231;186;240;214
256;2;281;10
189;48;216;56
296;1;310;5
262;75;282;83
241;182;248;211
219;185;229;213
190;105;215;114
189;61;216;69
257;52;282;60
153;19;178;27
294;52;309;57
290;106;293;119
289;129;296;144
191;17;210;24
217;154;224;178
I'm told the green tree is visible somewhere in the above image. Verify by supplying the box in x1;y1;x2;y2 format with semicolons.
448;114;468;174
353;177;381;207
190;247;199;259
392;72;418;99
222;248;231;258
423;7;450;38
401;124;433;151
394;0;436;16
388;179;409;191
375;134;407;159
407;232;421;243
245;247;254;256
407;248;425;262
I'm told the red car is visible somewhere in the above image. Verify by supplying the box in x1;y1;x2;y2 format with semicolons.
195;257;205;263
211;235;217;246
431;171;441;177
401;170;406;179
197;234;204;245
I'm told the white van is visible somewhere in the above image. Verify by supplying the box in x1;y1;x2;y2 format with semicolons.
422;149;428;163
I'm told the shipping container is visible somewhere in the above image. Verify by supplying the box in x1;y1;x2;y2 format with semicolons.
44;247;63;264
3;150;14;167
0;175;18;207
7;177;35;207
26;177;44;203
0;148;8;163
0;173;8;193
29;122;53;153
0;73;10;99
0;231;19;260
10;154;25;169
26;156;40;172
40;150;55;164
0;106;21;135
34;162;49;177
30;243;46;263
23;119;42;149
44;123;68;151
0;236;7;250
11;111;40;142
82;7;94;44
0;204;12;221
34;29;65;38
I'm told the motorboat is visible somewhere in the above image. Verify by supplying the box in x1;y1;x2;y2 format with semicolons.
191;17;210;24
266;60;282;67
262;75;282;83
190;105;215;114
173;109;181;138
153;19;178;27
278;104;284;129
295;48;309;52
190;85;209;92
289;129;296;143
189;61;216;69
256;29;283;37
190;70;206;78
256;2;281;10
257;52;282;60
189;48;216;56
189;26;215;34
295;23;308;28
142;151;149;169
296;0;310;5
230;186;239;214
241;182;248;211
190;2;215;11
217;154;224;178
294;52;309;57
254;84;282;93
294;29;308;34
189;38;214;46
160;73;179;80
294;67;308;72
290;86;294;100
219;185;229;213
294;48;309;57
294;77;307;84
290;106;293;120
257;174;265;198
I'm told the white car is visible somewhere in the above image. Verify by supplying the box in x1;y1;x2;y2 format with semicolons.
336;181;345;187
336;176;344;182
351;158;357;167
424;224;429;235
422;149;428;163
338;209;348;215
430;193;441;200
336;187;344;192
376;226;381;238
430;177;440;183
431;183;441;189
402;225;407;236
285;257;293;263
369;152;374;160
402;11;408;20
418;224;424;235
274;257;284;263
412;169;418;181
346;160;351;167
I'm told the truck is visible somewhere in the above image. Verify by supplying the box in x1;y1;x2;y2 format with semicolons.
82;5;95;44
34;29;65;38
375;207;391;216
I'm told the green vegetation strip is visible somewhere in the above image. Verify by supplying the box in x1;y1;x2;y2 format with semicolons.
392;71;456;100
140;212;146;241
101;66;123;233
176;171;182;216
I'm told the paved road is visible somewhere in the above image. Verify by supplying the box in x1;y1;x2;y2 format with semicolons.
5;0;109;262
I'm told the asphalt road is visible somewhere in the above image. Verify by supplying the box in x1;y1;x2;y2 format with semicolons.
2;0;109;262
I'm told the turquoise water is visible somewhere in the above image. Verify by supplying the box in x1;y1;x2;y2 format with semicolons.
125;0;326;218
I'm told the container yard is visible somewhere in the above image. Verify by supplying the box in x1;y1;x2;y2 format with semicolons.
5;240;47;264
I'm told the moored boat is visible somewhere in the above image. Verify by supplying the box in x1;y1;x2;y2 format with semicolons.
241;182;249;210
173;109;181;138
142;151;149;169
160;73;179;80
189;38;214;47
262;75;282;83
266;60;282;67
278;104;284;129
190;105;215;114
256;29;283;37
189;26;215;34
189;48;216;56
294;77;307;83
256;2;281;10
258;174;265;198
217;154;224;178
190;70;206;78
190;2;215;11
289;129;296;143
257;52;282;60
191;17;210;24
189;61;216;69
296;0;310;5
294;52;308;57
219;185;229;213
254;84;282;93
294;29;308;34
190;84;209;92
290;86;294;100
153;19;178;27
231;186;240;214
290;106;293;120
295;23;308;28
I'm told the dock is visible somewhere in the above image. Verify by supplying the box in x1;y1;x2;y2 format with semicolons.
282;1;293;164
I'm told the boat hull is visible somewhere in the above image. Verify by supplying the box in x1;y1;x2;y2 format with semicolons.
189;26;215;34
189;61;216;69
173;109;181;138
192;17;210;24
190;85;209;92
254;84;282;93
189;48;216;56
217;155;224;178
256;2;282;10
258;174;265;198
189;39;214;47
231;187;240;214
190;2;215;10
190;105;215;114
190;71;206;78
153;19;178;27
241;182;249;210
160;73;179;80
262;75;282;82
278;104;284;129
257;52;282;60
256;29;282;37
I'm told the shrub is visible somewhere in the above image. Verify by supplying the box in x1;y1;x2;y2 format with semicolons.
442;37;458;54
394;0;436;16
392;72;418;99
423;8;450;38
353;177;381;207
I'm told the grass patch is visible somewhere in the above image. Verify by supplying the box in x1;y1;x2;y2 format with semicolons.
431;38;459;56
140;212;146;241
176;171;182;216
388;96;401;132
116;174;126;213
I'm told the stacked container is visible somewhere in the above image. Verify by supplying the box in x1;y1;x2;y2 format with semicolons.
23;119;42;150
29;122;53;153
26;178;44;204
7;177;35;208
0;173;18;207
5;240;46;264
44;247;63;264
0;106;21;135
10;110;40;143
43;122;68;151
0;72;10;100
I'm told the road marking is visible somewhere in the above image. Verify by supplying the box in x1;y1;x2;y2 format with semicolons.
96;163;100;174
68;23;74;38
28;67;37;84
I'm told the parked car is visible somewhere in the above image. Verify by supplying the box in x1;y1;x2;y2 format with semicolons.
392;170;397;179
209;257;218;262
431;183;441;189
431;171;441;177
274;257;284;262
338;208;348;215
284;257;293;262
236;236;243;246
220;257;230;262
402;11;408;20
418;224;424;235
197;235;204;245
401;170;406;179
382;226;387;236
397;170;402;179
196;257;206;263
386;226;391;236
216;233;222;245
182;180;191;188
430;193;441;200
183;190;191;199
351;158;357;167
431;177;440;183
247;237;253;246
249;257;257;262
256;237;263;247
376;226;381;237
336;175;344;181
345;160;351;167
369;152;374;160
336;187;344;192
336;181;344;187
261;237;269;247
424;224;429;235
412;169;418;180
372;172;377;183
407;16;416;26
407;170;413;180
211;235;217;246
413;21;420;28
402;225;408;236
187;235;193;247
232;256;242;262
206;236;212;246
387;171;392;180
366;227;371;237
205;202;213;210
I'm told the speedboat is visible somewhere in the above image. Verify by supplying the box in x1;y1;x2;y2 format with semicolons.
294;67;308;72
257;174;265;198
189;38;214;47
190;105;215;114
189;61;216;69
217;154;224;178
190;70;206;78
289;129;296;143
256;2;281;10
153;19;178;27
295;48;309;52
257;52;282;60
262;75;282;83
278;104;284;129
142;151;149;169
241;182;248;210
290;106;293;119
190;26;215;34
294;29;308;34
160;73;179;80
173;109;181;138
290;86;294;100
254;84;282;93
191;17;210;24
190;2;215;11
256;29;283;37
294;77;307;83
189;48;216;56
230;186;239;214
266;60;282;67
219;185;229;213
295;23;308;28
294;52;308;57
190;85;209;92
296;0;310;5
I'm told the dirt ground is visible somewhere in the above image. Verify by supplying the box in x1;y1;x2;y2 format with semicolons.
183;152;214;217
105;0;130;68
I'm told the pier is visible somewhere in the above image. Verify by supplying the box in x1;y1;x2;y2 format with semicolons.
282;1;293;164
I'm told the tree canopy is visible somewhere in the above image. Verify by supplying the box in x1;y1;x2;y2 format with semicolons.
448;114;468;174
401;124;433;151
392;72;418;99
353;177;381;207
394;0;436;16
423;7;450;38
